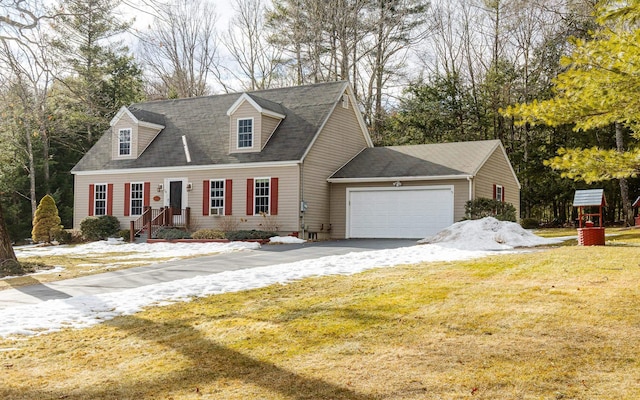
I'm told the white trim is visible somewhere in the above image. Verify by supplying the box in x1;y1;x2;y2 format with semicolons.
118;128;132;157
209;179;226;216
226;93;286;119
129;181;145;216
164;178;188;217
328;175;472;183
236;117;255;149
301;82;373;162
72;160;300;175
253;176;271;216
345;185;455;239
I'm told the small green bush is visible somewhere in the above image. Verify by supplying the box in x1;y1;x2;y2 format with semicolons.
51;229;73;244
465;198;517;222
80;215;121;241
225;230;278;241
155;228;191;240
118;229;131;242
520;218;539;229
191;229;226;239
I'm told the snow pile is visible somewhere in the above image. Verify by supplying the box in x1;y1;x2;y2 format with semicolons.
14;239;260;260
0;244;491;338
418;217;561;251
269;236;306;244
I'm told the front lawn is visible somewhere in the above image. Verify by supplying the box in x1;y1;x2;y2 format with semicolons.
1;231;639;399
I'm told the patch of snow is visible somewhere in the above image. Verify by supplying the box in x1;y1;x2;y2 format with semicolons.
1;266;65;280
269;236;306;244
14;240;260;260
0;244;493;338
418;217;564;250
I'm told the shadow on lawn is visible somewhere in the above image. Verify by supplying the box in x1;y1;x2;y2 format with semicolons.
2;314;379;400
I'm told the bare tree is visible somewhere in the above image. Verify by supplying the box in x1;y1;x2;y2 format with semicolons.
222;0;285;91
139;0;219;98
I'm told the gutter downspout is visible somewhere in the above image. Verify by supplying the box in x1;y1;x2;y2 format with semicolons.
300;162;305;240
467;176;473;219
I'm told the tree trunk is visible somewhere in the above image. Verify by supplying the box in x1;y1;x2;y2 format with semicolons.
0;200;17;263
615;123;633;225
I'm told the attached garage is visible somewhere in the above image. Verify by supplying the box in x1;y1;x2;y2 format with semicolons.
347;186;454;238
328;140;521;239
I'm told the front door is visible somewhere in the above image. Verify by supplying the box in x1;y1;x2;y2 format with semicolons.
165;178;187;223
169;181;183;215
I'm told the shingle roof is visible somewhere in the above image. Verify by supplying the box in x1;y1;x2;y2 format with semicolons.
72;81;349;172
330;140;502;179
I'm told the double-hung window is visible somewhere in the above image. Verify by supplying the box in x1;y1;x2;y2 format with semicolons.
495;185;504;202
130;183;144;216
254;178;270;214
237;118;253;148
94;184;107;216
210;179;225;215
119;128;131;156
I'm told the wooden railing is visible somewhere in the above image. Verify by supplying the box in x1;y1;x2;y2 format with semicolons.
130;206;191;242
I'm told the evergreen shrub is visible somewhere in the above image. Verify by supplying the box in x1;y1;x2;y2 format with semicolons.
225;230;278;240
32;194;63;243
465;198;517;222
80;215;121;241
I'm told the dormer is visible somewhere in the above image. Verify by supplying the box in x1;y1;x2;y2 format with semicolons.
226;93;285;153
110;106;165;160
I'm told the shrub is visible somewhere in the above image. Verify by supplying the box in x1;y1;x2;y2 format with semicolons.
32;194;63;243
118;229;131;242
225;230;278;241
191;229;226;239
520;218;540;229
80;215;121;241
155;228;191;240
51;229;73;244
465;198;517;222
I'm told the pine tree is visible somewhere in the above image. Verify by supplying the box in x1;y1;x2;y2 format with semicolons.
32;195;62;243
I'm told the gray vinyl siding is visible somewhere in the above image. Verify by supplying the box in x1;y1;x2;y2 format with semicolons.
474;148;521;218
137;125;162;156
301;94;369;239
329;179;470;239
73;165;301;234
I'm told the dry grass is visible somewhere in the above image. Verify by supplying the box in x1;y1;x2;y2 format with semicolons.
1;231;640;399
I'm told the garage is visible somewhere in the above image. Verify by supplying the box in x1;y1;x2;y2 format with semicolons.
347;186;454;239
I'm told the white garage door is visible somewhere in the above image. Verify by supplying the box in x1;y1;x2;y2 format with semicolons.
347;186;454;239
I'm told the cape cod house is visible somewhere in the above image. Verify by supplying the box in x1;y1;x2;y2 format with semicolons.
72;81;520;240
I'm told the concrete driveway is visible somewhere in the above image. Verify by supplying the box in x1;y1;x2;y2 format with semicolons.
0;239;416;309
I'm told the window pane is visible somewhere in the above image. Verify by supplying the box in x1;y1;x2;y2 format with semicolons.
119;129;131;155
210;180;225;214
238;119;253;148
254;178;269;214
95;184;107;216
131;183;143;215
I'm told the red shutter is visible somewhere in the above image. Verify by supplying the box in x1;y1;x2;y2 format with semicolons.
124;183;131;217
502;187;505;203
246;178;254;215
107;184;114;215
88;184;95;216
270;177;278;215
144;182;151;207
225;179;233;216
202;180;210;216
492;184;497;200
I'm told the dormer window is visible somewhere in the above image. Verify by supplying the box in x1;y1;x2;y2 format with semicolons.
119;128;132;156
237;118;253;148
